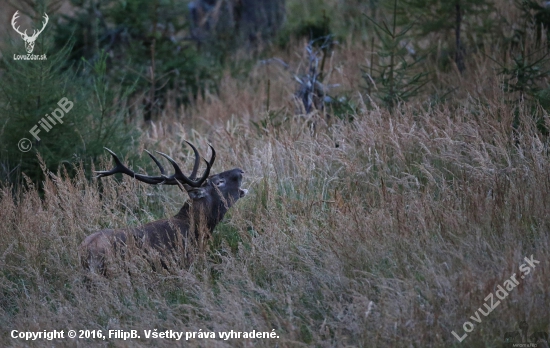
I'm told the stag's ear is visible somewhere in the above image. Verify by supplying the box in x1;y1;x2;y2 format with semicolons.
187;187;207;199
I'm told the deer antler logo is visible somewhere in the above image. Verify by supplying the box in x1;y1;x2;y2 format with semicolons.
11;11;49;54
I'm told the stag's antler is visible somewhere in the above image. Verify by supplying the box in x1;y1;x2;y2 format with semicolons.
11;11;49;40
35;13;49;37
96;141;215;187
11;11;26;38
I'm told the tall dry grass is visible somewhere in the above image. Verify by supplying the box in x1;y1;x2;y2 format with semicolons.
1;34;550;347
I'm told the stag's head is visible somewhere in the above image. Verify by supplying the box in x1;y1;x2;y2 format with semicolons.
186;167;247;217
11;11;49;54
96;141;247;227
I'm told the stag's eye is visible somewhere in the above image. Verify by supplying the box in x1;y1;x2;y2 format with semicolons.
214;179;226;187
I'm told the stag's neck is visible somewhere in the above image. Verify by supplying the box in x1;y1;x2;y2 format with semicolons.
174;202;192;220
174;201;220;233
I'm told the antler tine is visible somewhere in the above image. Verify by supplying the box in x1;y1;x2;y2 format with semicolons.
184;140;201;180
94;148;133;178
193;144;216;186
33;13;49;37
11;11;27;37
155;151;198;186
144;150;166;176
95;148;166;184
95;144;215;187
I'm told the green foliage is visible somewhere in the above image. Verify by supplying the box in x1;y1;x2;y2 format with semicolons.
0;38;138;186
277;10;332;48
281;0;372;46
498;50;550;99
82;50;140;151
499;51;550;135
362;0;429;112
489;1;550;135
252;108;289;136
400;0;496;37
398;0;499;72
54;0;221;122
191;0;285;56
326;95;357;123
210;222;244;256
516;0;550;42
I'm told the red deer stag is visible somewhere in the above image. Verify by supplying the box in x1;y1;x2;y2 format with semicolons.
80;141;247;274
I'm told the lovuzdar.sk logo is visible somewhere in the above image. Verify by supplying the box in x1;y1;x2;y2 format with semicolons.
11;10;48;60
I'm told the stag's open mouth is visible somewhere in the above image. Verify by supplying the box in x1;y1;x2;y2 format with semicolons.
239;188;248;197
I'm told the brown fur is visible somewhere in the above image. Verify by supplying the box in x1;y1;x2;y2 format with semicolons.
80;168;247;274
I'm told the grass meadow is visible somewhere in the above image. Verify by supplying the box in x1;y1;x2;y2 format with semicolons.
1;3;550;346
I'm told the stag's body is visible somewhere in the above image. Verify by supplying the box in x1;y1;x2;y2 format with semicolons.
80;142;246;274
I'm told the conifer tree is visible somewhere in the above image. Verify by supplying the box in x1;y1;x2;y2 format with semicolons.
400;0;498;72
362;0;429;112
0;20;137;186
